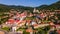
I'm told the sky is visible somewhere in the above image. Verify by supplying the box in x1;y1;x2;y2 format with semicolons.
0;0;59;7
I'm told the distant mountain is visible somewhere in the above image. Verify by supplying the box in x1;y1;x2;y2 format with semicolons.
0;4;33;12
36;5;48;10
36;1;60;10
49;1;60;10
0;1;60;12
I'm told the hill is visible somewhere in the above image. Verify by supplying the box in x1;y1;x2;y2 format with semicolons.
0;4;33;12
0;1;60;12
36;1;60;10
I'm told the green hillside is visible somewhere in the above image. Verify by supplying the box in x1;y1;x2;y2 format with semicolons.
36;1;60;10
0;1;60;12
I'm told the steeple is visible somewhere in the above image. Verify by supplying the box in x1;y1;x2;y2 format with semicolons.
33;8;36;13
33;8;39;13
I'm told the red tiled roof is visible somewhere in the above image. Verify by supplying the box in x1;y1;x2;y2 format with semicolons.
33;24;38;26
57;30;60;34
55;25;60;28
0;31;5;34
15;20;20;22
17;20;26;24
26;29;33;32
27;20;31;23
7;19;15;24
20;13;25;16
49;22;55;26
17;20;22;24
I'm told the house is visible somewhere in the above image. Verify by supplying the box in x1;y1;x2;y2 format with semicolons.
6;19;15;24
12;26;17;32
0;31;5;34
26;20;31;26
17;20;26;27
26;28;33;34
17;30;23;34
55;25;60;29
34;24;49;29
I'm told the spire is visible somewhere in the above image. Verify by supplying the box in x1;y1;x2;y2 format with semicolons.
33;8;36;13
33;8;39;13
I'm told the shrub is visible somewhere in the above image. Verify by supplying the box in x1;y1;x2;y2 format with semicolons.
2;27;10;32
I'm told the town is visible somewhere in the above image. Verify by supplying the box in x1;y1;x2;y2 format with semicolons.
0;8;60;34
0;0;60;34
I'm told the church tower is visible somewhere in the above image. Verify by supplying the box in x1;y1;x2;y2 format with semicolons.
33;8;39;13
33;8;36;13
